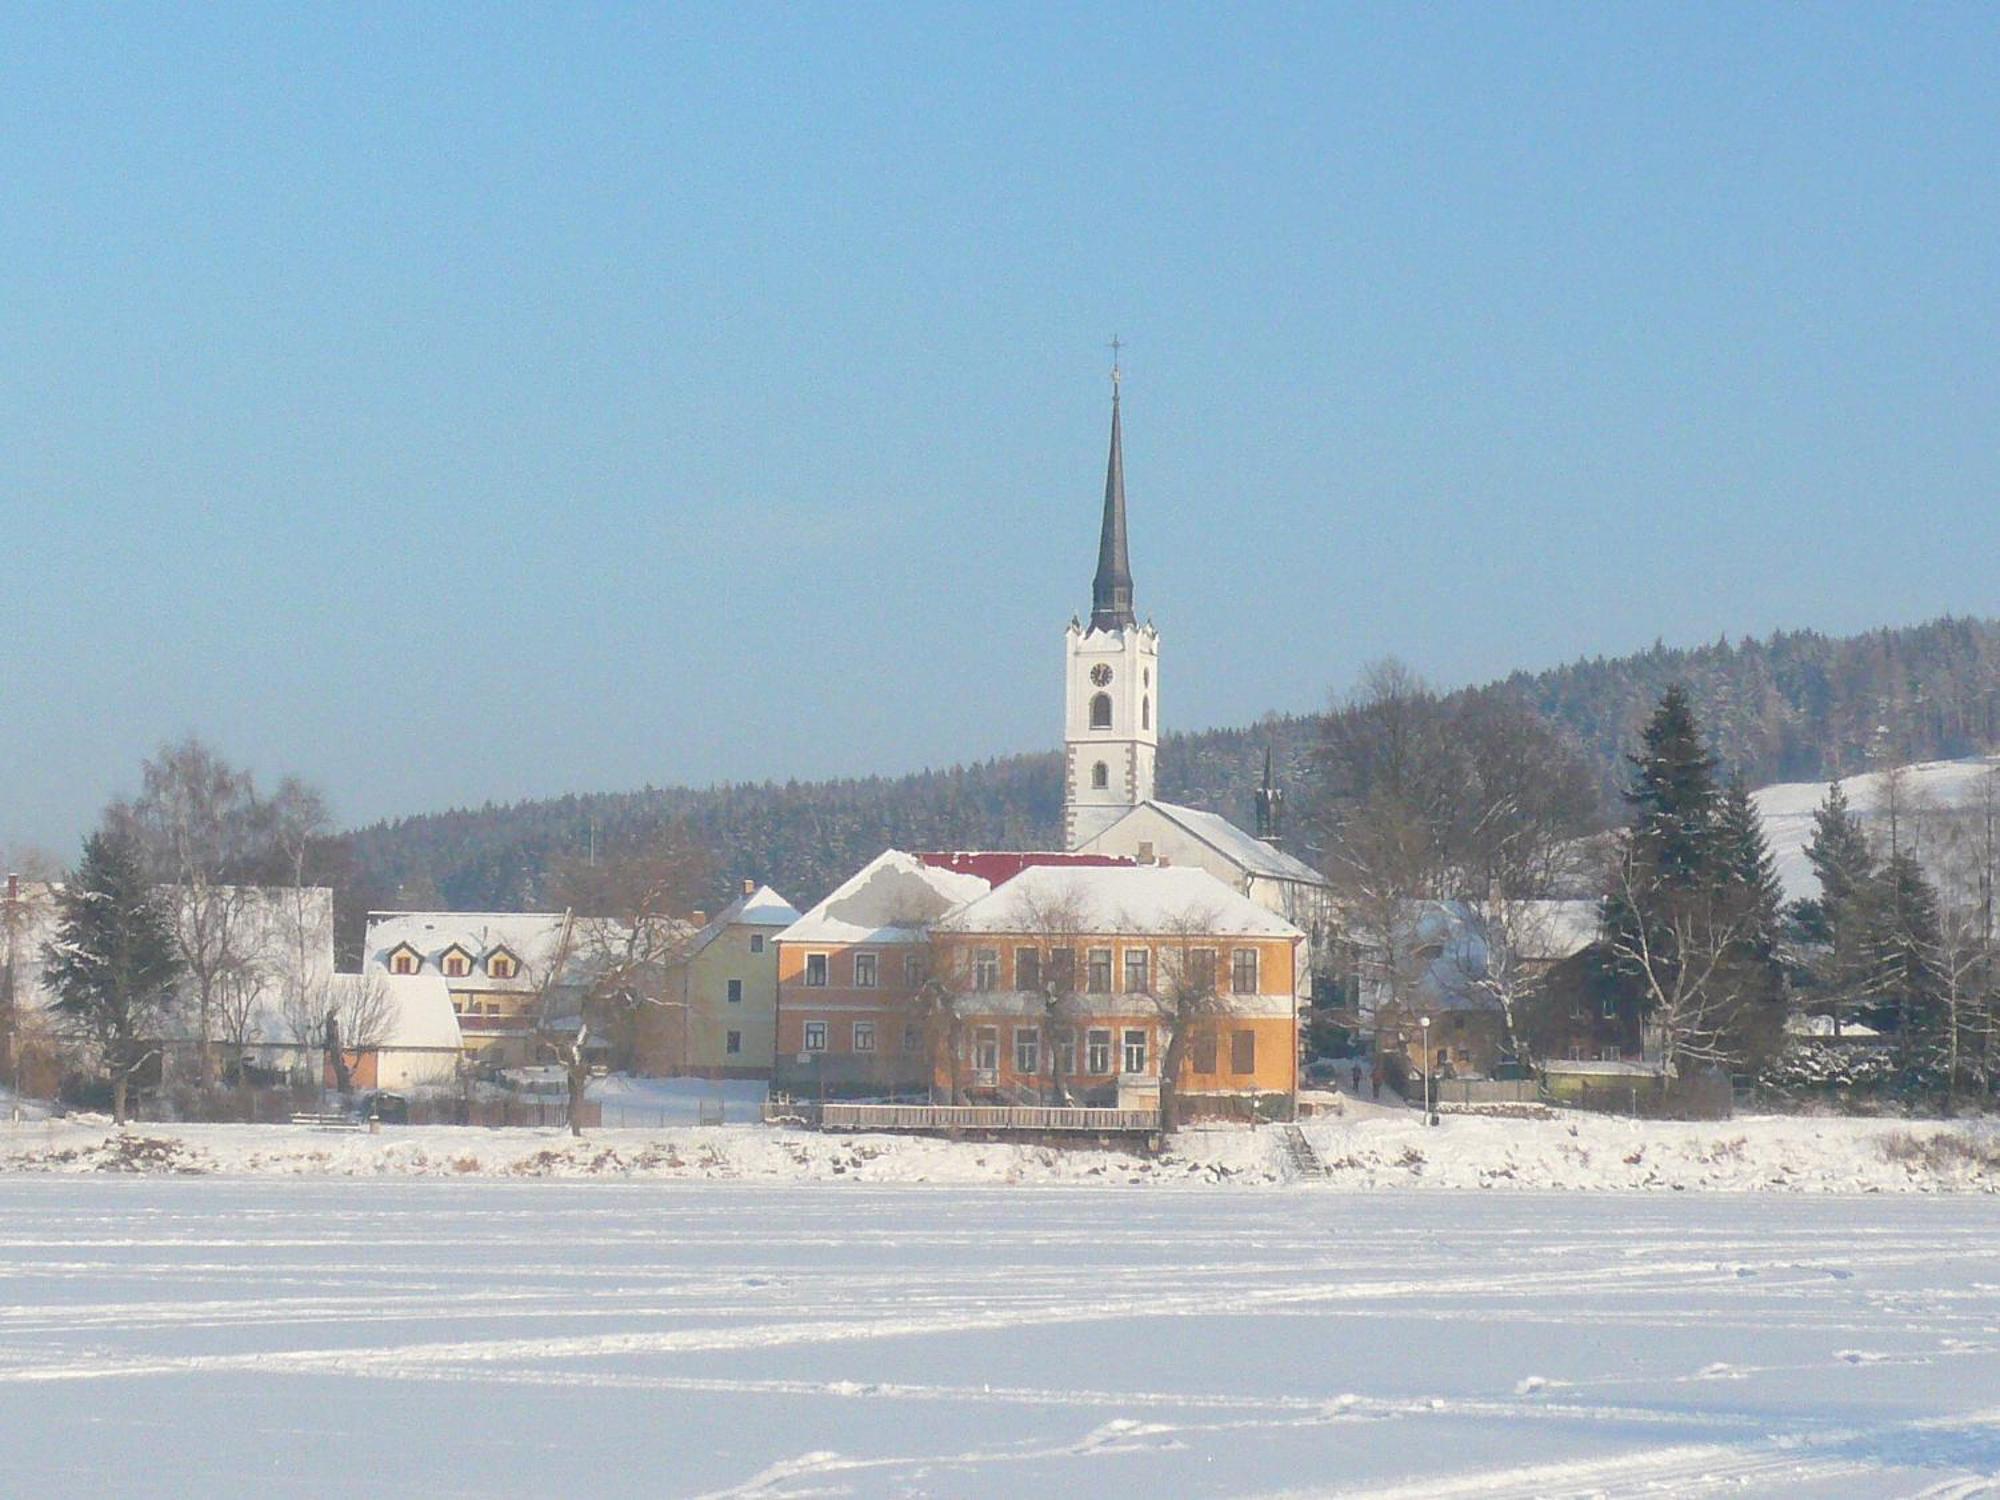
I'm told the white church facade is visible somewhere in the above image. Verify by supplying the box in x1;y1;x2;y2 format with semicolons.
1059;367;1335;994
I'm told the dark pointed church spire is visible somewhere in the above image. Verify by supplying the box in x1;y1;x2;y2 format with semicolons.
1090;349;1135;632
1255;744;1285;843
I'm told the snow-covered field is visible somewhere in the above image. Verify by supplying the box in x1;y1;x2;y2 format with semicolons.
1754;755;2000;903
2;1179;1997;1498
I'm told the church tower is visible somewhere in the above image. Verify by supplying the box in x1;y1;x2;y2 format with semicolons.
1064;359;1160;850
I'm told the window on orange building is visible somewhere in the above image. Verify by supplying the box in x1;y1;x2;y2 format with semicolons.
1231;947;1259;995
804;953;828;988
853;952;878;989
1231;1029;1256;1075
1192;1030;1218;1074
1015;947;1041;991
1086;948;1112;993
803;1021;827;1052
1085;1029;1111;1075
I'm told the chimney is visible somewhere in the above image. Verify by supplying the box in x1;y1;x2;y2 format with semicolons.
743;878;756;896
691;910;707;928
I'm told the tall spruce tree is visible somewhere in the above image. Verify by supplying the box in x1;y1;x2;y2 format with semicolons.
1715;773;1788;1065
1791;780;1883;1034
1623;685;1721;889
1606;688;1779;1077
43;829;183;1124
1866;848;1947;1080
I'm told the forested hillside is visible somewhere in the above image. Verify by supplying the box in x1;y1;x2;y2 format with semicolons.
341;615;2000;915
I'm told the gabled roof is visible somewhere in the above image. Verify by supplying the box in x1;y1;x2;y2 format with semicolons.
688;883;804;956
1127;801;1329;886
933;864;1303;940
778;849;990;947
364;911;571;990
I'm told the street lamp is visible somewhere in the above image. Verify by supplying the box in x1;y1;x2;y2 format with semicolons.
1419;1015;1438;1126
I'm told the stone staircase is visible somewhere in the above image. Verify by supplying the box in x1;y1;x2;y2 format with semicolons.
1276;1123;1329;1181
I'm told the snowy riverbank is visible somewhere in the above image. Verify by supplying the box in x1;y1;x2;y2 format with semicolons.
3;1105;1996;1191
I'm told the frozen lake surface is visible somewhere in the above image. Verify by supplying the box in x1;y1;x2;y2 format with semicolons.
2;1181;1997;1498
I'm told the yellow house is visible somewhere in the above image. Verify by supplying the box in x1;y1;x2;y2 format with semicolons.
638;881;799;1078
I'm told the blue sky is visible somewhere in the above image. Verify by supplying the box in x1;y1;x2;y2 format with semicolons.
3;5;1997;853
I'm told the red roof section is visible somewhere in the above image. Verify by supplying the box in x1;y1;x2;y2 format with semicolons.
917;850;1134;888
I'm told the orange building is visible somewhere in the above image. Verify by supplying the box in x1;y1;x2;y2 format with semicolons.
774;852;1303;1118
930;863;1302;1119
772;850;991;1097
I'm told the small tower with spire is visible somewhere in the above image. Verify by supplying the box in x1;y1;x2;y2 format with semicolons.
1064;345;1161;849
1255;744;1285;844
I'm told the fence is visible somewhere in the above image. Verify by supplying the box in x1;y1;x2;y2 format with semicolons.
799;1102;1160;1135
1431;1079;1539;1106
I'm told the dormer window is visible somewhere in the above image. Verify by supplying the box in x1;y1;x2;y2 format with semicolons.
486;949;518;980
1090;693;1112;729
440;946;473;978
387;944;421;976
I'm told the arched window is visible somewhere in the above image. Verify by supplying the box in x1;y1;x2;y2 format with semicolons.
1142;696;1150;729
1091;761;1109;790
1089;692;1112;729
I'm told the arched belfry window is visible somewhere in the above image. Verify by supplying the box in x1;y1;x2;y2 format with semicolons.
1142;696;1151;730
1091;761;1109;790
1090;693;1112;729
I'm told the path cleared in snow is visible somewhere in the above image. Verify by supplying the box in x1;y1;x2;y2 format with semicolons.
1;1182;1996;1498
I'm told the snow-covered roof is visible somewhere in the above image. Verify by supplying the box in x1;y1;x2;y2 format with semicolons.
934;864;1303;940
1136;802;1329;886
688;884;803;956
778;850;991;947
364;911;570;990
738;885;801;926
1785;1013;1885;1039
337;973;462;1052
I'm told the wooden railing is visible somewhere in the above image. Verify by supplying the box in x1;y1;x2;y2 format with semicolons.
815;1102;1159;1135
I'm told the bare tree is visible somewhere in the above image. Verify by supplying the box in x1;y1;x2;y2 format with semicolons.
534;825;708;1134
1;871;56;1096
1127;905;1232;1136
111;739;278;1088
1607;850;1756;1080
1313;666;1601;1050
283;971;397;1093
1000;881;1093;1106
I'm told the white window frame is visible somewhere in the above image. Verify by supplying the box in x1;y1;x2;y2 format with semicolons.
853;951;878;989
1013;1026;1040;1075
1122;1028;1149;1076
853;1021;876;1053
973;949;1000;992
803;1020;827;1052
804;953;829;988
1123;946;1150;994
1086;1028;1112;1075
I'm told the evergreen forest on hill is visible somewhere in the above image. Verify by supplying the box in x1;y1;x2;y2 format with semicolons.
339;615;2000;918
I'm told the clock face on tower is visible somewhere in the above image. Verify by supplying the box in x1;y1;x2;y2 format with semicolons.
1090;664;1113;687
